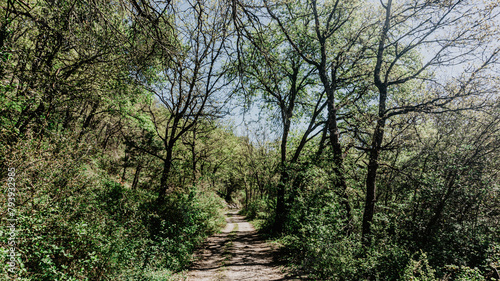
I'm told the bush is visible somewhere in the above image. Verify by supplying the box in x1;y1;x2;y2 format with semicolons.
144;188;226;272
0;136;226;280
402;251;437;281
240;198;269;220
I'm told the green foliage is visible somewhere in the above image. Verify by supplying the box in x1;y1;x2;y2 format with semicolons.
239;197;269;220
0;129;226;279
0;136;142;279
402;252;437;281
280;191;356;279
278;177;411;280
257;108;500;280
145;189;226;272
443;265;489;281
1;0;499;280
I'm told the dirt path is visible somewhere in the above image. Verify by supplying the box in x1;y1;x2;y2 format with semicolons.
186;211;295;281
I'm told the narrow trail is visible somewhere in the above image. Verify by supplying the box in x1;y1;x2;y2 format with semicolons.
187;211;298;281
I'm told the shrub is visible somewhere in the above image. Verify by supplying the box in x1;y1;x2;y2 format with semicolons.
0;136;226;280
402;251;437;281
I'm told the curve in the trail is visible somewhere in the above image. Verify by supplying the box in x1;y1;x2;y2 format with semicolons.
187;211;294;281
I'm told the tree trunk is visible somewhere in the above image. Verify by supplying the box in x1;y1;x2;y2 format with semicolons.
362;118;386;245
122;152;128;181
362;78;388;245
424;173;456;237
362;0;391;245
274;169;288;233
274;115;291;233
191;129;197;183
325;85;352;234
157;144;173;203
77;101;99;143
315;124;328;160
132;164;142;190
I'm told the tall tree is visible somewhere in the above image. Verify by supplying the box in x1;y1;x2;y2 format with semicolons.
262;0;373;231
231;17;326;231
131;0;234;202
361;0;500;244
0;0;159;146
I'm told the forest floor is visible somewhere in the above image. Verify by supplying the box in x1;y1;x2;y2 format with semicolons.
185;210;305;281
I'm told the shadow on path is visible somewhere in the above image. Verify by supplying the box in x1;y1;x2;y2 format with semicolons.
187;211;309;281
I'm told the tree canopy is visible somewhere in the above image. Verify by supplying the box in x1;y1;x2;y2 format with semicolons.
1;0;499;280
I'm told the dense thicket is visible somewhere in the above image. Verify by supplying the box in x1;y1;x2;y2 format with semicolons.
1;0;499;280
0;0;237;279
231;0;500;280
